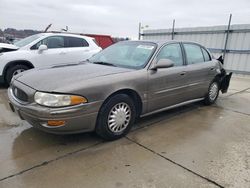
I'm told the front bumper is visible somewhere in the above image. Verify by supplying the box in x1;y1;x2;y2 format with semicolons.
8;87;103;134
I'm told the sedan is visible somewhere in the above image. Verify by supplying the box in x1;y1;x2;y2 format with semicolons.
8;40;232;140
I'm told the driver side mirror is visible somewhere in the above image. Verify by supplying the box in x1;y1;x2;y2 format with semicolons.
151;59;174;70
38;44;48;52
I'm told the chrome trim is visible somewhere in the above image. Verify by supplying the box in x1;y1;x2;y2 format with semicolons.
154;82;202;95
141;98;204;117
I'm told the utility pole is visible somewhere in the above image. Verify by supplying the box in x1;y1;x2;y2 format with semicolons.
171;19;175;40
138;22;141;40
223;14;232;60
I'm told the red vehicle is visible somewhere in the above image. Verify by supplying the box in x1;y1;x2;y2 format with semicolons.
50;31;114;49
84;34;114;49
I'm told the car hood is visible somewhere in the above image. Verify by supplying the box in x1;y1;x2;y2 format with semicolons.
0;43;19;53
15;62;133;91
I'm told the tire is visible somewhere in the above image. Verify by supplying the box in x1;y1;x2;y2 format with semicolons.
204;80;220;105
95;94;136;141
5;64;29;85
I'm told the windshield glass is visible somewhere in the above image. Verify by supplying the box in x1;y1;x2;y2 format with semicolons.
89;41;157;69
14;34;43;47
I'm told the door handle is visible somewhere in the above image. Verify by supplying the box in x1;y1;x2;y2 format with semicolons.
180;72;186;76
59;52;66;55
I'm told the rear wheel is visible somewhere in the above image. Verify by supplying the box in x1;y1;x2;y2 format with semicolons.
95;94;136;141
5;64;29;85
204;80;219;105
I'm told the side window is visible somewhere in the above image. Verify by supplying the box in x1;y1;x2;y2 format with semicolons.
66;37;89;47
31;36;65;49
201;48;211;61
31;40;42;50
183;44;204;64
156;43;183;66
45;36;65;49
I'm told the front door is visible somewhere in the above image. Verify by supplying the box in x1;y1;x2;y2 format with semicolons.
30;36;71;67
147;43;188;113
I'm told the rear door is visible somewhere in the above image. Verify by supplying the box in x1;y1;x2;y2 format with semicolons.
64;36;92;62
182;43;216;100
147;43;188;112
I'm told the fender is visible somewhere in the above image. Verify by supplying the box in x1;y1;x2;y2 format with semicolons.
3;60;34;77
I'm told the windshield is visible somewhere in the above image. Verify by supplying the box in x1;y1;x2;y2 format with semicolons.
14;34;43;47
89;41;157;69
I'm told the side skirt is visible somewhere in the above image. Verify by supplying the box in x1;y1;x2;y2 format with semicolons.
141;98;204;118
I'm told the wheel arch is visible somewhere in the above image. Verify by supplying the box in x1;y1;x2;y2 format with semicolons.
102;89;143;118
3;60;34;80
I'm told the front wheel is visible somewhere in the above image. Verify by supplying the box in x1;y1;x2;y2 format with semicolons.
5;64;29;85
95;94;136;141
204;81;219;105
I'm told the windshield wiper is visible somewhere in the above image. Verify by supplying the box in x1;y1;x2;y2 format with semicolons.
92;61;117;67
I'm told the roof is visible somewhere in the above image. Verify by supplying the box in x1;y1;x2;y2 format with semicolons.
123;39;203;46
40;32;94;40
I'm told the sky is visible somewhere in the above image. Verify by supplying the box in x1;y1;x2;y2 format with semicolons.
0;0;250;38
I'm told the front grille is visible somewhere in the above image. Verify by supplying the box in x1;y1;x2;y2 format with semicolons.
12;86;28;102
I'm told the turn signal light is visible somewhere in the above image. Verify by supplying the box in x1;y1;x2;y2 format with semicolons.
70;96;88;105
47;120;66;127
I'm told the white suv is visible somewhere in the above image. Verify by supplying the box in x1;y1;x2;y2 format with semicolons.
0;33;102;84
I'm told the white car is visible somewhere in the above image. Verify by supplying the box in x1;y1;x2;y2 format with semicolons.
0;33;102;84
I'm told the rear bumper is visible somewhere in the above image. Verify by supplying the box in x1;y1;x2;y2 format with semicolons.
8;87;103;134
219;71;233;93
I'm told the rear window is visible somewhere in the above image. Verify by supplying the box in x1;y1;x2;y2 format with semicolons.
183;43;204;64
201;48;211;61
66;37;89;47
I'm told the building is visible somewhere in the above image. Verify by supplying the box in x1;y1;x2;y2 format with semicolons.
142;24;250;74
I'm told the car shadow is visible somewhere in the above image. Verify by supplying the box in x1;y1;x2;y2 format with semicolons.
133;102;202;131
0;84;8;89
7;101;204;176
11;102;202;157
12;127;101;158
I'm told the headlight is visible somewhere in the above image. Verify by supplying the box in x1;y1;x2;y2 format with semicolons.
34;92;87;107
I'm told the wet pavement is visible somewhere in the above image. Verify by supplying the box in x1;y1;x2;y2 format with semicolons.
0;75;249;188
